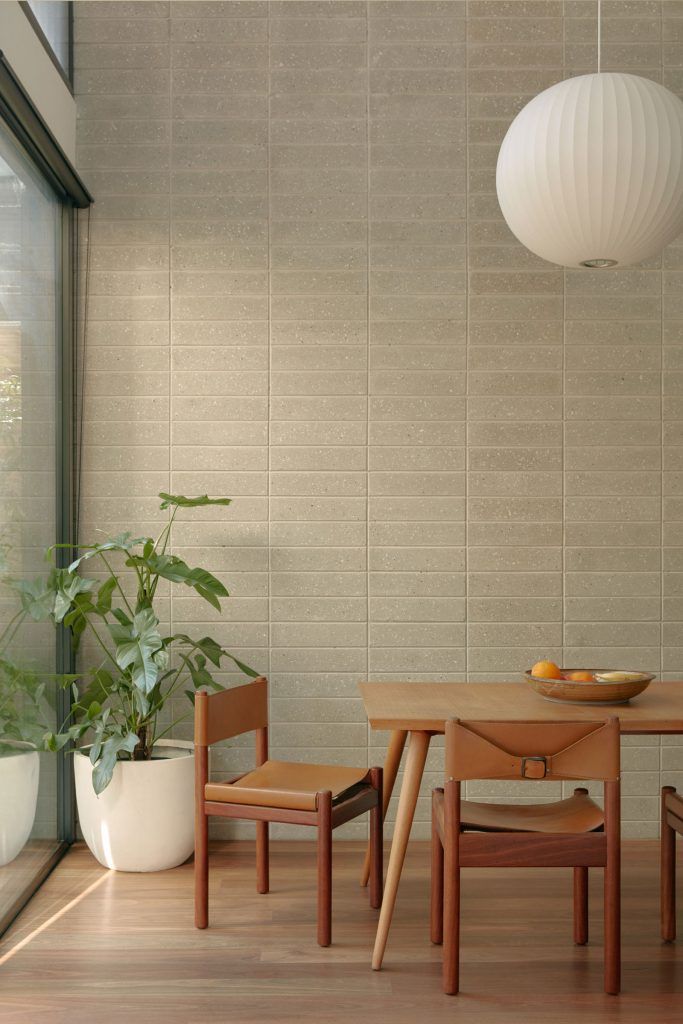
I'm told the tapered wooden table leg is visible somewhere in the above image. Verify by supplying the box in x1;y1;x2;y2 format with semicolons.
371;730;431;971
360;729;407;887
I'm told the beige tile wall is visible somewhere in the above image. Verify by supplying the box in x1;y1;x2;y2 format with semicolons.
73;0;683;839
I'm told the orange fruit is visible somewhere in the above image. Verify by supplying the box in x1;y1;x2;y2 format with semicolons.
531;660;562;679
564;670;594;682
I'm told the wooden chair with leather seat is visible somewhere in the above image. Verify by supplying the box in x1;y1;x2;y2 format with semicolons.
661;785;683;942
431;717;621;995
194;676;383;946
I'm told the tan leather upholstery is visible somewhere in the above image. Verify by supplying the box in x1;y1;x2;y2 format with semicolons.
433;789;604;836
205;760;370;812
195;676;268;747
446;719;620;783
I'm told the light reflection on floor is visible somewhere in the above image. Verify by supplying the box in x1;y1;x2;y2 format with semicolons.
0;868;111;966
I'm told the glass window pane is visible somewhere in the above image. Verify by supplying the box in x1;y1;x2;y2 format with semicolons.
0;120;60;923
24;1;70;80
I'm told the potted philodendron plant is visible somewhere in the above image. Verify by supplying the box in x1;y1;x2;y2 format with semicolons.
21;493;257;872
0;653;53;867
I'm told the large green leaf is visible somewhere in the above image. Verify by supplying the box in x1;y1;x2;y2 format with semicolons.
0;655;55;747
92;731;139;795
172;633;258;678
52;570;95;623
185;653;217;692
6;577;55;621
6;570;94;626
185;567;228;609
44;730;73;752
132;687;150;718
225;653;260;678
67;533;147;573
108;608;163;695
111;607;132;628
126;551;191;585
173;633;222;667
158;492;232;510
127;552;228;609
75;668;117;716
62;594;95;651
194;635;223;667
96;576;117;615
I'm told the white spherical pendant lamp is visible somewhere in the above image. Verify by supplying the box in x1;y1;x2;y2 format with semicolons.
496;72;683;268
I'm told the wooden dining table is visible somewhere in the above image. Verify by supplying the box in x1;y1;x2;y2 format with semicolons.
358;680;683;970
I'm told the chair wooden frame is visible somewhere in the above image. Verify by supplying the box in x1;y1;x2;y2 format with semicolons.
661;785;683;942
431;717;621;996
194;676;383;946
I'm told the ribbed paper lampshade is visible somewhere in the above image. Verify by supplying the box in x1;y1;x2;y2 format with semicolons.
496;73;683;268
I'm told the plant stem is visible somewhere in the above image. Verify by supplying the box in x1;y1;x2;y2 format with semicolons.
155;505;179;559
0;609;26;653
1;613;27;654
146;665;185;721
85;620;121;673
97;552;135;616
153;710;192;744
148;506;179;602
133;722;150;760
130;562;147;606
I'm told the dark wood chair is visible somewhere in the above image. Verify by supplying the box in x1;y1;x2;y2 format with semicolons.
431;717;621;995
661;785;683;942
194;676;383;946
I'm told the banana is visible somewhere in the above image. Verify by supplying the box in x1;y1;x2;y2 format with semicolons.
595;671;648;684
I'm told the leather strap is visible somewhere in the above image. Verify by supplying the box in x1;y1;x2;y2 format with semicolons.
550;721;618;780
520;756;548;779
446;726;539;780
447;719;618;782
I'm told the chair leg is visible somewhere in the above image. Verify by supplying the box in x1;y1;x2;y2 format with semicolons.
194;807;209;929
661;786;677;943
442;781;460;995
431;789;444;945
572;788;589;945
369;767;383;910
573;866;589;945
256;820;269;895
604;781;621;996
317;790;333;947
605;859;621;994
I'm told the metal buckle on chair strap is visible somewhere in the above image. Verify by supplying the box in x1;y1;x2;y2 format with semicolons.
520;755;548;779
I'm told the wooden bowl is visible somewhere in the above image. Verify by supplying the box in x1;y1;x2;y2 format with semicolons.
524;669;655;705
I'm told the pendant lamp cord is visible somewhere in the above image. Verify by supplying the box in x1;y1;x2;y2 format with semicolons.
597;0;602;74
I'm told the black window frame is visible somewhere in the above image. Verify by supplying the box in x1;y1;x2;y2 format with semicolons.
0;44;91;938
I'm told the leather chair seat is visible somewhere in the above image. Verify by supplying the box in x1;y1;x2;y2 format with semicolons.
205;759;370;812
433;788;604;835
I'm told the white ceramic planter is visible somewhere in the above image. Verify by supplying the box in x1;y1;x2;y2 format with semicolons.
74;739;194;872
0;741;40;867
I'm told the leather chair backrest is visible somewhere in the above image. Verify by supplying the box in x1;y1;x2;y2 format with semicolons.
195;676;268;747
445;717;620;783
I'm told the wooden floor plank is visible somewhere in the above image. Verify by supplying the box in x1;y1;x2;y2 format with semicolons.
0;840;680;1023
